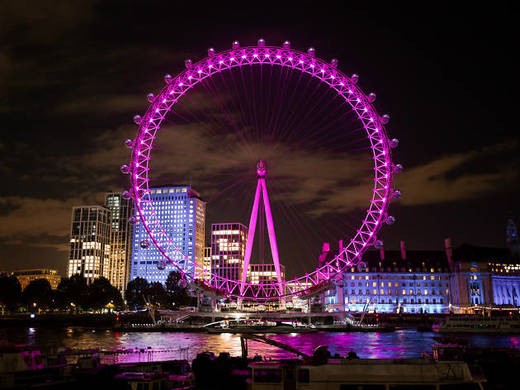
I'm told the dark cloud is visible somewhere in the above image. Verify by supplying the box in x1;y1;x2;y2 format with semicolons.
0;193;105;250
394;142;519;206
1;1;518;275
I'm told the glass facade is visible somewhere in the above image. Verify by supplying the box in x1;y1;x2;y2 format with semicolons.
67;206;112;284
105;192;133;292
200;246;211;281
211;223;248;282
130;185;206;284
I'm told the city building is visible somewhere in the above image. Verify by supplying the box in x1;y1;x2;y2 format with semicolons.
249;263;286;285
67;206;112;283
105;192;133;292
326;241;451;314
11;269;61;290
199;246;211;281
211;223;248;282
130;185;206;284
448;241;520;311
325;228;520;313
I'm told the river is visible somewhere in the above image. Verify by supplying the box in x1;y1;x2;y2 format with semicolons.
3;327;519;361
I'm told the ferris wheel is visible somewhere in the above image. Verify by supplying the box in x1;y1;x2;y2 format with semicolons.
121;39;402;301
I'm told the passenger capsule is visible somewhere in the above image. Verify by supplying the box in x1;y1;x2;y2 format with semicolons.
394;164;403;174
122;190;131;200
157;262;166;271
392;189;402;199
164;74;173;84
185;59;193;69
351;74;359;84
307;47;315;57
124;139;134;149
128;216;138;224
374;240;384;249
232;40;240;49
120;164;130;174
386;216;396;225
133;115;142;125
147;93;155;103
208;48;215;57
368;93;376;103
258;38;265;47
283;40;291;49
330;58;339;68
381;114;390;124
178;279;188;289
390;138;399;148
140;239;150;249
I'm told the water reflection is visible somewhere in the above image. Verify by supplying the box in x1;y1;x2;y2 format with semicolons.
5;327;519;361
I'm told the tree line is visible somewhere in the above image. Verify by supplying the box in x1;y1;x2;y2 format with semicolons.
0;271;195;313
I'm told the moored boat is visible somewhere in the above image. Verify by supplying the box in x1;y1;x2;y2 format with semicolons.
316;314;394;332
436;315;520;334
204;319;316;334
248;358;486;389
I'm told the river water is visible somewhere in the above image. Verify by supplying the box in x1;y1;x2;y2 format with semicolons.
4;327;520;362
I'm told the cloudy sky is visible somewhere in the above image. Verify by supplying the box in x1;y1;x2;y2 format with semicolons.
1;1;518;277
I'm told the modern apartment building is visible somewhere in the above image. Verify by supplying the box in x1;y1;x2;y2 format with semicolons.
105;192;133;292
67;206;111;283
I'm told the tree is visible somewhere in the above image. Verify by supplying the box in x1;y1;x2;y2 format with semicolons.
22;279;53;310
125;277;149;310
144;282;170;308
87;277;123;311
0;275;22;312
165;271;195;308
55;274;89;311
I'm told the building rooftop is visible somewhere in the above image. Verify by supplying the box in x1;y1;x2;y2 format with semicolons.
359;249;450;272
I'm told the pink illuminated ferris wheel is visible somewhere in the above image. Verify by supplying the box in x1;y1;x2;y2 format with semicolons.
121;39;402;301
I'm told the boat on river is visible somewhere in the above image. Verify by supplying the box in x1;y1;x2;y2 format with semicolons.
316;314;395;332
436;315;520;334
204;319;316;334
248;358;485;390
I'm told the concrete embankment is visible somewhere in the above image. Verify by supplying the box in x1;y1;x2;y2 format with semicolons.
0;313;117;328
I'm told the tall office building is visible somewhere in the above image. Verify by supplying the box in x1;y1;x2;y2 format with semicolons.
211;223;248;282
130;185;206;284
67;206;112;284
105;192;134;292
200;246;212;281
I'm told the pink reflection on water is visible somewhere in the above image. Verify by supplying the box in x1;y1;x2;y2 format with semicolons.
7;328;520;362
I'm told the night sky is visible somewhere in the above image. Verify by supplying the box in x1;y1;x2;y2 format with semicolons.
1;1;518;278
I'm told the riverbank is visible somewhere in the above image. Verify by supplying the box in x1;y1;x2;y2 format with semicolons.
0;313;116;328
0;312;447;330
